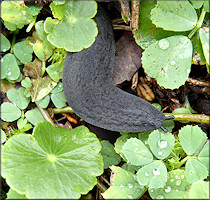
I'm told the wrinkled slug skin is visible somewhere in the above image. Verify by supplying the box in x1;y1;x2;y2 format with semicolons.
63;6;165;132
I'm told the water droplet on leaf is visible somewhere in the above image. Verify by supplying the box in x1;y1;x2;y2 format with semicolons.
176;180;181;186
145;172;149;176
153;169;160;176
120;184;124;188
181;175;184;179
158;140;167;148
165;186;171;193
128;195;133;199
158;39;169;50
158;151;163;156
7;71;12;76
128;183;133;189
170;60;176;65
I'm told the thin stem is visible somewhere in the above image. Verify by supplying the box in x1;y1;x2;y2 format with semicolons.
164;113;209;124
179;156;190;166
53;106;74;114
188;7;206;39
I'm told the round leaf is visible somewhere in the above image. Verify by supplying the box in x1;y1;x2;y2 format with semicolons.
25;108;45;126
2;122;103;199
1;53;20;80
1;130;7;144
1;102;21;122
44;1;98;52
136;160;167;189
199;27;209;65
7;88;30;110
148;169;191;199
141;35;193;89
185;158;208;184
51;82;63;93
122;138;153;166
189;181;209;199
100;140;121;169
178;125;207;155
46;62;63;82
1;33;10;52
13;41;33;64
102;166;146;199
151;1;198;31
148;130;175;160
36;95;50;108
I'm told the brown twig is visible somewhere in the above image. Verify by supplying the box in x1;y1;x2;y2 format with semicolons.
131;0;140;31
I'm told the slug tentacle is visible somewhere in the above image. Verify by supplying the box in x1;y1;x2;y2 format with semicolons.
63;6;165;132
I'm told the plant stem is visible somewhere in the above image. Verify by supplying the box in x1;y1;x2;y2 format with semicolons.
188;7;206;39
164;113;210;124
53;106;74;114
96;179;107;192
179;156;190;166
36;103;58;127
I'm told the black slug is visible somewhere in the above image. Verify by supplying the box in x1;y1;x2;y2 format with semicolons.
63;6;166;132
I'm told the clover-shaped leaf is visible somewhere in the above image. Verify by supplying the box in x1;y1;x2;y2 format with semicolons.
198;141;209;169
148;130;175;160
136;160;167;189
46;62;63;82
1;102;21;122
25;108;45;126
7;88;30;110
13;41;33;64
2;122;103;199
178;125;207;156
44;0;98;52
150;1;197;31
1;34;11;52
50;91;67;108
142;35;192;89
1;53;20;81
102;166;146;199
122;138;153;166
185;158;208;184
148;169;191;199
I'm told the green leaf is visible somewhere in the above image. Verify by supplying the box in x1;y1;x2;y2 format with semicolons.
30;76;57;102
162;120;175;133
204;1;210;12
178;125;207;155
102;166;146;199
1;130;7;144
152;103;161;111
7;88;30;110
2;122;103;199
1;102;21;122
190;1;204;9
114;133;138;161
46;62;63;82
185;158;208;184
199;27;209;65
189;181;209;199
1;53;20;81
100;140;121;169
1;1;42;31
44;0;98;52
36;95;50;108
198;141;209;169
121;163;140;174
21;77;31;88
25;108;45;126
148;169;191;199
51;82;63;93
136;160;167;189
17;118;28;130
50;91;66;108
134;1;185;49
148;130;175;160
1;33;11;52
13;41;33;64
151;1;197;31
122;138;153;166
142;35;192;89
7;189;26;199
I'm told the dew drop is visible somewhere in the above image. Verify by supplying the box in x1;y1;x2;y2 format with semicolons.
181;175;184;179
138;180;143;185
165;186;171;193
170;60;176;65
158;151;163;156
157;195;164;199
153;169;160;176
170;179;174;182
186;69;191;73
1;59;4;62
128;195;133;199
7;71;12;76
120;184;124;188
176;189;179;192
158;140;167;148
176;180;181;186
128;183;133;189
150;189;154;193
145;172;149;176
158;39;169;50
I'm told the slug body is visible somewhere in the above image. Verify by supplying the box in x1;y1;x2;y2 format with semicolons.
63;7;165;132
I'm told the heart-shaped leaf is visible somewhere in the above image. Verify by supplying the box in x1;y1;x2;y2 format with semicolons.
2;122;103;199
198;141;209;169
1;102;21;122
1;33;10;52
